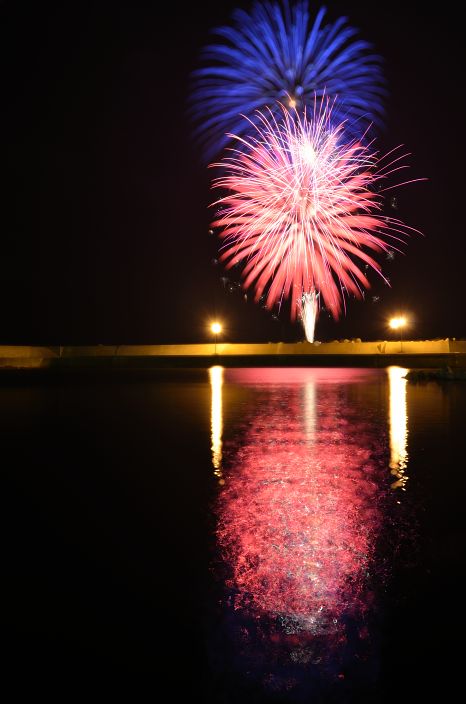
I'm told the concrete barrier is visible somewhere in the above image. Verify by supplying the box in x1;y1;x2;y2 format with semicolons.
58;339;462;357
0;346;58;368
1;340;465;369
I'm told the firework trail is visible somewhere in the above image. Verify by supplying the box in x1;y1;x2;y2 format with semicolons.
210;102;420;327
191;0;384;161
301;290;319;342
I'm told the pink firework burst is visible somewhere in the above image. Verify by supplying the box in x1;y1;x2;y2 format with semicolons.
210;102;421;321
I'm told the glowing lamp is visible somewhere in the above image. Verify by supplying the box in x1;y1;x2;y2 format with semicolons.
210;321;222;355
389;316;408;352
389;316;407;330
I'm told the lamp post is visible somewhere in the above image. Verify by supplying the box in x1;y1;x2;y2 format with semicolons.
211;321;222;355
389;316;407;353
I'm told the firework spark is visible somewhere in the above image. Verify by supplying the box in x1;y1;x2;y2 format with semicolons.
210;102;420;325
191;0;385;161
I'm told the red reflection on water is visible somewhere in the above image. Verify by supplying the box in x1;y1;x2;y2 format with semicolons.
217;376;384;635
226;366;380;386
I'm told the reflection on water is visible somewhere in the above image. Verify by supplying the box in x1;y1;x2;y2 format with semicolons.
304;378;317;442
388;366;409;491
209;368;400;700
209;366;223;480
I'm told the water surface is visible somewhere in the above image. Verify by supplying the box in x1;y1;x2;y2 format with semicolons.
1;367;465;701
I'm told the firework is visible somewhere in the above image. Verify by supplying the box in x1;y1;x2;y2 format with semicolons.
191;0;384;160
210;102;419;327
300;290;319;343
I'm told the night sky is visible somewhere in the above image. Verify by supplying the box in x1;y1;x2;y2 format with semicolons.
1;0;464;344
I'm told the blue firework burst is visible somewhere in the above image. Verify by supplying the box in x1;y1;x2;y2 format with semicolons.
190;1;385;161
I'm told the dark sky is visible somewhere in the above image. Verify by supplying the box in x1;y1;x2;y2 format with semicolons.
1;0;464;344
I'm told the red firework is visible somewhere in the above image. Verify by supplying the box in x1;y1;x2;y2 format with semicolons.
210;102;420;320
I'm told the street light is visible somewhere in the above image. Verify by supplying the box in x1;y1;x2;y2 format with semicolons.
211;321;222;355
389;316;407;352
